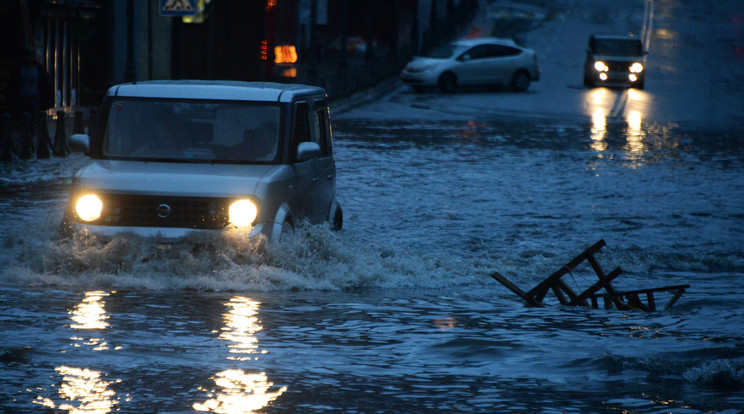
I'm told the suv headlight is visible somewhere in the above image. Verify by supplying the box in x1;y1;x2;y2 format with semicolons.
630;62;644;73
229;199;258;227
75;194;103;222
594;61;609;72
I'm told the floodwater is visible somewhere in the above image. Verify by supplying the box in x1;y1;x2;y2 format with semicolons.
1;116;743;413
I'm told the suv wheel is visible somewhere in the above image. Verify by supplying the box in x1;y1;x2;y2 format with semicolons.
279;218;295;242
332;205;343;231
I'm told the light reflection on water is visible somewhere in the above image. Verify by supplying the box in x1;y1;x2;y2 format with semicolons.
220;297;263;361
46;366;118;414
2;114;742;412
69;291;110;330
34;291;121;412
194;296;286;413
193;370;287;414
584;87;669;168
68;291;117;352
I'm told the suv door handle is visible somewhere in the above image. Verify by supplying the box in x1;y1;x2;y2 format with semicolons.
326;174;334;180
312;177;319;183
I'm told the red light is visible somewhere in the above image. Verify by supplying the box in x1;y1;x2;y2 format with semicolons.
260;40;268;60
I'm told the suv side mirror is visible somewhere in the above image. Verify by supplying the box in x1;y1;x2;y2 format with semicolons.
297;141;321;161
70;134;90;154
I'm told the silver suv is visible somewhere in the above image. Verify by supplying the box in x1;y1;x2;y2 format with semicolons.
61;80;343;242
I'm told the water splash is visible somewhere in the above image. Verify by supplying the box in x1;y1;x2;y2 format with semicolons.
0;213;487;292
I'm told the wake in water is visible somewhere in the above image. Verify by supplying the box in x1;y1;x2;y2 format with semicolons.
0;211;487;292
2;205;743;294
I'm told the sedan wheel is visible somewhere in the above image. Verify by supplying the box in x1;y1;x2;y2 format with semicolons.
438;72;456;92
511;70;531;92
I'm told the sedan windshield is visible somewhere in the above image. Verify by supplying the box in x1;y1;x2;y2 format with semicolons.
423;43;459;58
103;99;281;163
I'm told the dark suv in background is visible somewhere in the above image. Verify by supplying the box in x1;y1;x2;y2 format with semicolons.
584;34;646;89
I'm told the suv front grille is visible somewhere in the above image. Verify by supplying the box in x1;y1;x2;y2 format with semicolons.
88;194;231;229
606;61;631;72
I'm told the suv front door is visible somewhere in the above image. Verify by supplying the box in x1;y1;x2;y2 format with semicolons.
312;99;336;223
290;99;334;223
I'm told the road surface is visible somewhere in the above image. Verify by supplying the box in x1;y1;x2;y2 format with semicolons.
341;0;744;129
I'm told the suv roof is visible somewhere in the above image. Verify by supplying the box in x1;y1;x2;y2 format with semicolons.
107;80;326;103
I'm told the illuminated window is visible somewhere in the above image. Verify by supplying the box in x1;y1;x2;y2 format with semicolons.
274;45;298;64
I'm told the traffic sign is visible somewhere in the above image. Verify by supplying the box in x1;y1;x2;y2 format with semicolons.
160;0;196;16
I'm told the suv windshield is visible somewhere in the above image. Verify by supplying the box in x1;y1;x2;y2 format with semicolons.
103;99;281;163
593;39;643;56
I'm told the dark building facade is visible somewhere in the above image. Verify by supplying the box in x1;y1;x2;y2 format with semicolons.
1;0;477;113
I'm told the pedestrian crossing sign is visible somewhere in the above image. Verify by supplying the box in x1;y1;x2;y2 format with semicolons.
160;0;196;16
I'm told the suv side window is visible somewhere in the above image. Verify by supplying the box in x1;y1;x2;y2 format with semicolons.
314;100;332;156
292;101;311;161
292;99;333;160
293;102;310;142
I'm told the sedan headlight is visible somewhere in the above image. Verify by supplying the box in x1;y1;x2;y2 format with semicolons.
594;61;609;72
630;62;644;73
229;199;258;227
405;62;436;73
75;194;103;222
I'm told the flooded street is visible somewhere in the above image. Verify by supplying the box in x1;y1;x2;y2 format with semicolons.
2;118;744;413
3;0;744;411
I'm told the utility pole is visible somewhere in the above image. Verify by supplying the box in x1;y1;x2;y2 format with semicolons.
365;0;375;61
308;0;318;84
124;0;137;82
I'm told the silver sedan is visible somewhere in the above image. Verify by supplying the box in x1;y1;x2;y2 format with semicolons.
401;37;541;92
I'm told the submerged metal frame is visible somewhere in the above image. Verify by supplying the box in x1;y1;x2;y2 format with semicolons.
491;239;689;312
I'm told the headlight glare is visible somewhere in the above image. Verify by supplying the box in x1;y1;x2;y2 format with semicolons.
630;62;644;73
75;194;103;222
229;199;258;227
594;61;608;72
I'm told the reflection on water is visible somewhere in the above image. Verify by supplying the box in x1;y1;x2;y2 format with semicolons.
194;297;286;413
34;366;119;413
193;370;287;414
585;88;655;166
627;110;642;132
34;291;121;412
591;107;608;152
69;291;116;351
220;297;264;361
69;291;110;330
